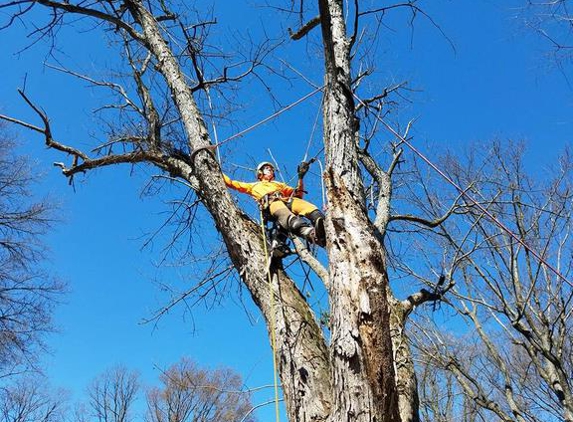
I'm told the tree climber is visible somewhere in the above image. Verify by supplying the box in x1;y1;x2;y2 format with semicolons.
223;161;326;247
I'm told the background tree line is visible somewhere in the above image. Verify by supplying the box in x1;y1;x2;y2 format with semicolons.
1;358;255;422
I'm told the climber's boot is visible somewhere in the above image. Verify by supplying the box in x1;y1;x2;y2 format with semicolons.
307;209;326;247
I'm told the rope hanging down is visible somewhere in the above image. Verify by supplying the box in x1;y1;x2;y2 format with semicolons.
260;210;282;422
378;118;573;290
191;86;324;161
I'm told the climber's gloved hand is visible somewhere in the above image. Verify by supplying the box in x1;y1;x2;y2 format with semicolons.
297;161;310;178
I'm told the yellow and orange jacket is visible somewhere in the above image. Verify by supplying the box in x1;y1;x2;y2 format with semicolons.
223;174;303;202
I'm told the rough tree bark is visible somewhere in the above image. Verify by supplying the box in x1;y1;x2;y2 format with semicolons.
318;0;400;421
0;0;445;421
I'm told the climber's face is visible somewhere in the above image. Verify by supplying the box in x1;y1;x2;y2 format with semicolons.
260;165;275;181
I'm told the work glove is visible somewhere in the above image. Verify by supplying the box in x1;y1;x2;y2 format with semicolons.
297;161;310;178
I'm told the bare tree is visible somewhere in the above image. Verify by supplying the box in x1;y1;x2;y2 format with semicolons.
78;366;140;422
0;1;474;422
0;124;63;378
401;142;573;422
146;358;254;422
74;360;254;422
522;0;573;69
0;377;67;422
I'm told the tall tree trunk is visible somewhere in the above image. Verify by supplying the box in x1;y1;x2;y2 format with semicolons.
318;0;401;421
124;2;334;420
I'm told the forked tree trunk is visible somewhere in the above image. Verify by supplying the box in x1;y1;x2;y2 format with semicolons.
124;2;334;420
8;0;412;421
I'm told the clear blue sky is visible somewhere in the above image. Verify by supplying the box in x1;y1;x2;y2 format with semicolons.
0;0;571;420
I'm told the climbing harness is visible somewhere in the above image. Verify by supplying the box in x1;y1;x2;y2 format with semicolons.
259;194;295;257
259;191;287;211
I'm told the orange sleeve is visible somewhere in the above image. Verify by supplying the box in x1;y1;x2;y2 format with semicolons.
278;182;296;197
223;174;254;195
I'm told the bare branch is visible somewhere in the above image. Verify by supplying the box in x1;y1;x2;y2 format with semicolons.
45;63;144;116
389;194;466;229
0;113;44;134
402;274;454;314
141;264;233;326
355;82;409;112
0;0;142;41
358;1;456;52
387;147;404;176
291;237;329;288
16;89;89;161
289;15;320;40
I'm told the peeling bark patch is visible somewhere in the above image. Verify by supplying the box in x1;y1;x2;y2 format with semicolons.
359;290;371;316
359;279;401;421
